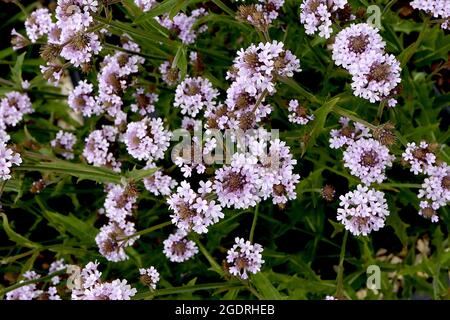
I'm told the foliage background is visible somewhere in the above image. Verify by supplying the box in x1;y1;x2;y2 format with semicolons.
0;0;449;300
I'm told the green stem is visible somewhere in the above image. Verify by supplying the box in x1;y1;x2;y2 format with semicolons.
333;106;377;130
133;282;242;299
118;221;172;241
0;269;66;297
335;230;348;298
194;238;223;276
249;205;259;243
211;0;235;16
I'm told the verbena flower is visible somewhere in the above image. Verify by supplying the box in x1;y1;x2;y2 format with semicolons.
343;138;394;185
51;130;77;160
6;271;42;300
134;0;157;12
130;87;158;116
25;8;53;43
0;141;22;181
237;0;285;31
410;0;450;30
0;91;33;128
159;60;181;86
68;80;100;117
329;117;372;149
337;185;390;236
139;267;160;290
174;77;219;117
288;99;315;125
332;23;386;70
226;237;264;280
103;184;138;223
163;230;199;263
83;125;121;171
402;141;437;175
123;117;171;162
95;221;139;262
143;164;178;196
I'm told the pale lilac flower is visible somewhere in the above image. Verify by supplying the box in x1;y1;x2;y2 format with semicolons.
143;164;177;196
40;62;64;86
51;130;77;160
417;163;450;222
332;23;386;70
343;138;394;185
103;184;138;223
350;52;401;106
68;80;100;117
163;230;199;263
300;0;348;39
130;88;158;116
83;125;121;172
337;185;390;236
402;141;437;175
156;8;208;44
0;91;33;128
410;0;450;30
159;61;181;86
11;29;30;51
135;0;157;12
237;0;285;29
329;117;372;149
139;267;160;289
168;181;224;234
123;117;171;162
95;221;139;262
25;8;53;43
55;0;97;39
288;99;315;125
49;259;67;285
213;153;261;209
174;77;219;117
6;271;42;300
226;237;264;280
60;31;102;67
0;141;22;181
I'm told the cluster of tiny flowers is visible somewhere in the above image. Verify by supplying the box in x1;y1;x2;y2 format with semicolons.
332;23;401;106
143;164;178;196
51;130;77;159
299;0;348;39
103;184;138;223
49;259;67;285
0;91;33;129
410;0;450;30
214;133;300;208
131;88;158;116
337;184;390;236
329;117;371;149
134;0;157;12
155;8;208;44
159;61;181;86
25;8;53;43
6;270;60;300
236;0;285;31
139;267;160;290
174;77;219;117
163;230;199;263
417;163;449;222
83;125;121;171
226;237;264;280
0;135;22;181
287;99;315;125
167;181;224;234
402;141;437;175
71;261;137;300
95;220;139;262
68;80;100;117
343;138;394;185
123;117;171;162
206;41;300;131
96;38;145;125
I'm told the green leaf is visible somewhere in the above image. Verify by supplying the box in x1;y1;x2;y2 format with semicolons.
10;52;25;86
251;272;283;300
125;166;159;182
329;219;344;238
172;45;187;79
0;213;41;249
134;0;181;23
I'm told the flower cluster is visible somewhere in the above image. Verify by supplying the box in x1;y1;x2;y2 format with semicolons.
123;117;171;162
6;271;60;300
25;8;53;43
163;230;199;263
68;80;100;117
139;267;160;290
159;60;181;86
83;125;121;171
0;91;33;129
226;237;264;280
343;138;394;185
51;130;77;159
332;23;401;106
134;0;157;12
0;132;22;181
236;0;285;31
167;181;224;234
287;99;315;125
206;41;300;131
337;184;390;236
410;0;450;30
71;261;137;300
131;87;158;116
143;165;178;196
402;141;437;175
174;77;219;117
299;0;348;39
329;117;372;149
155;8;208;44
